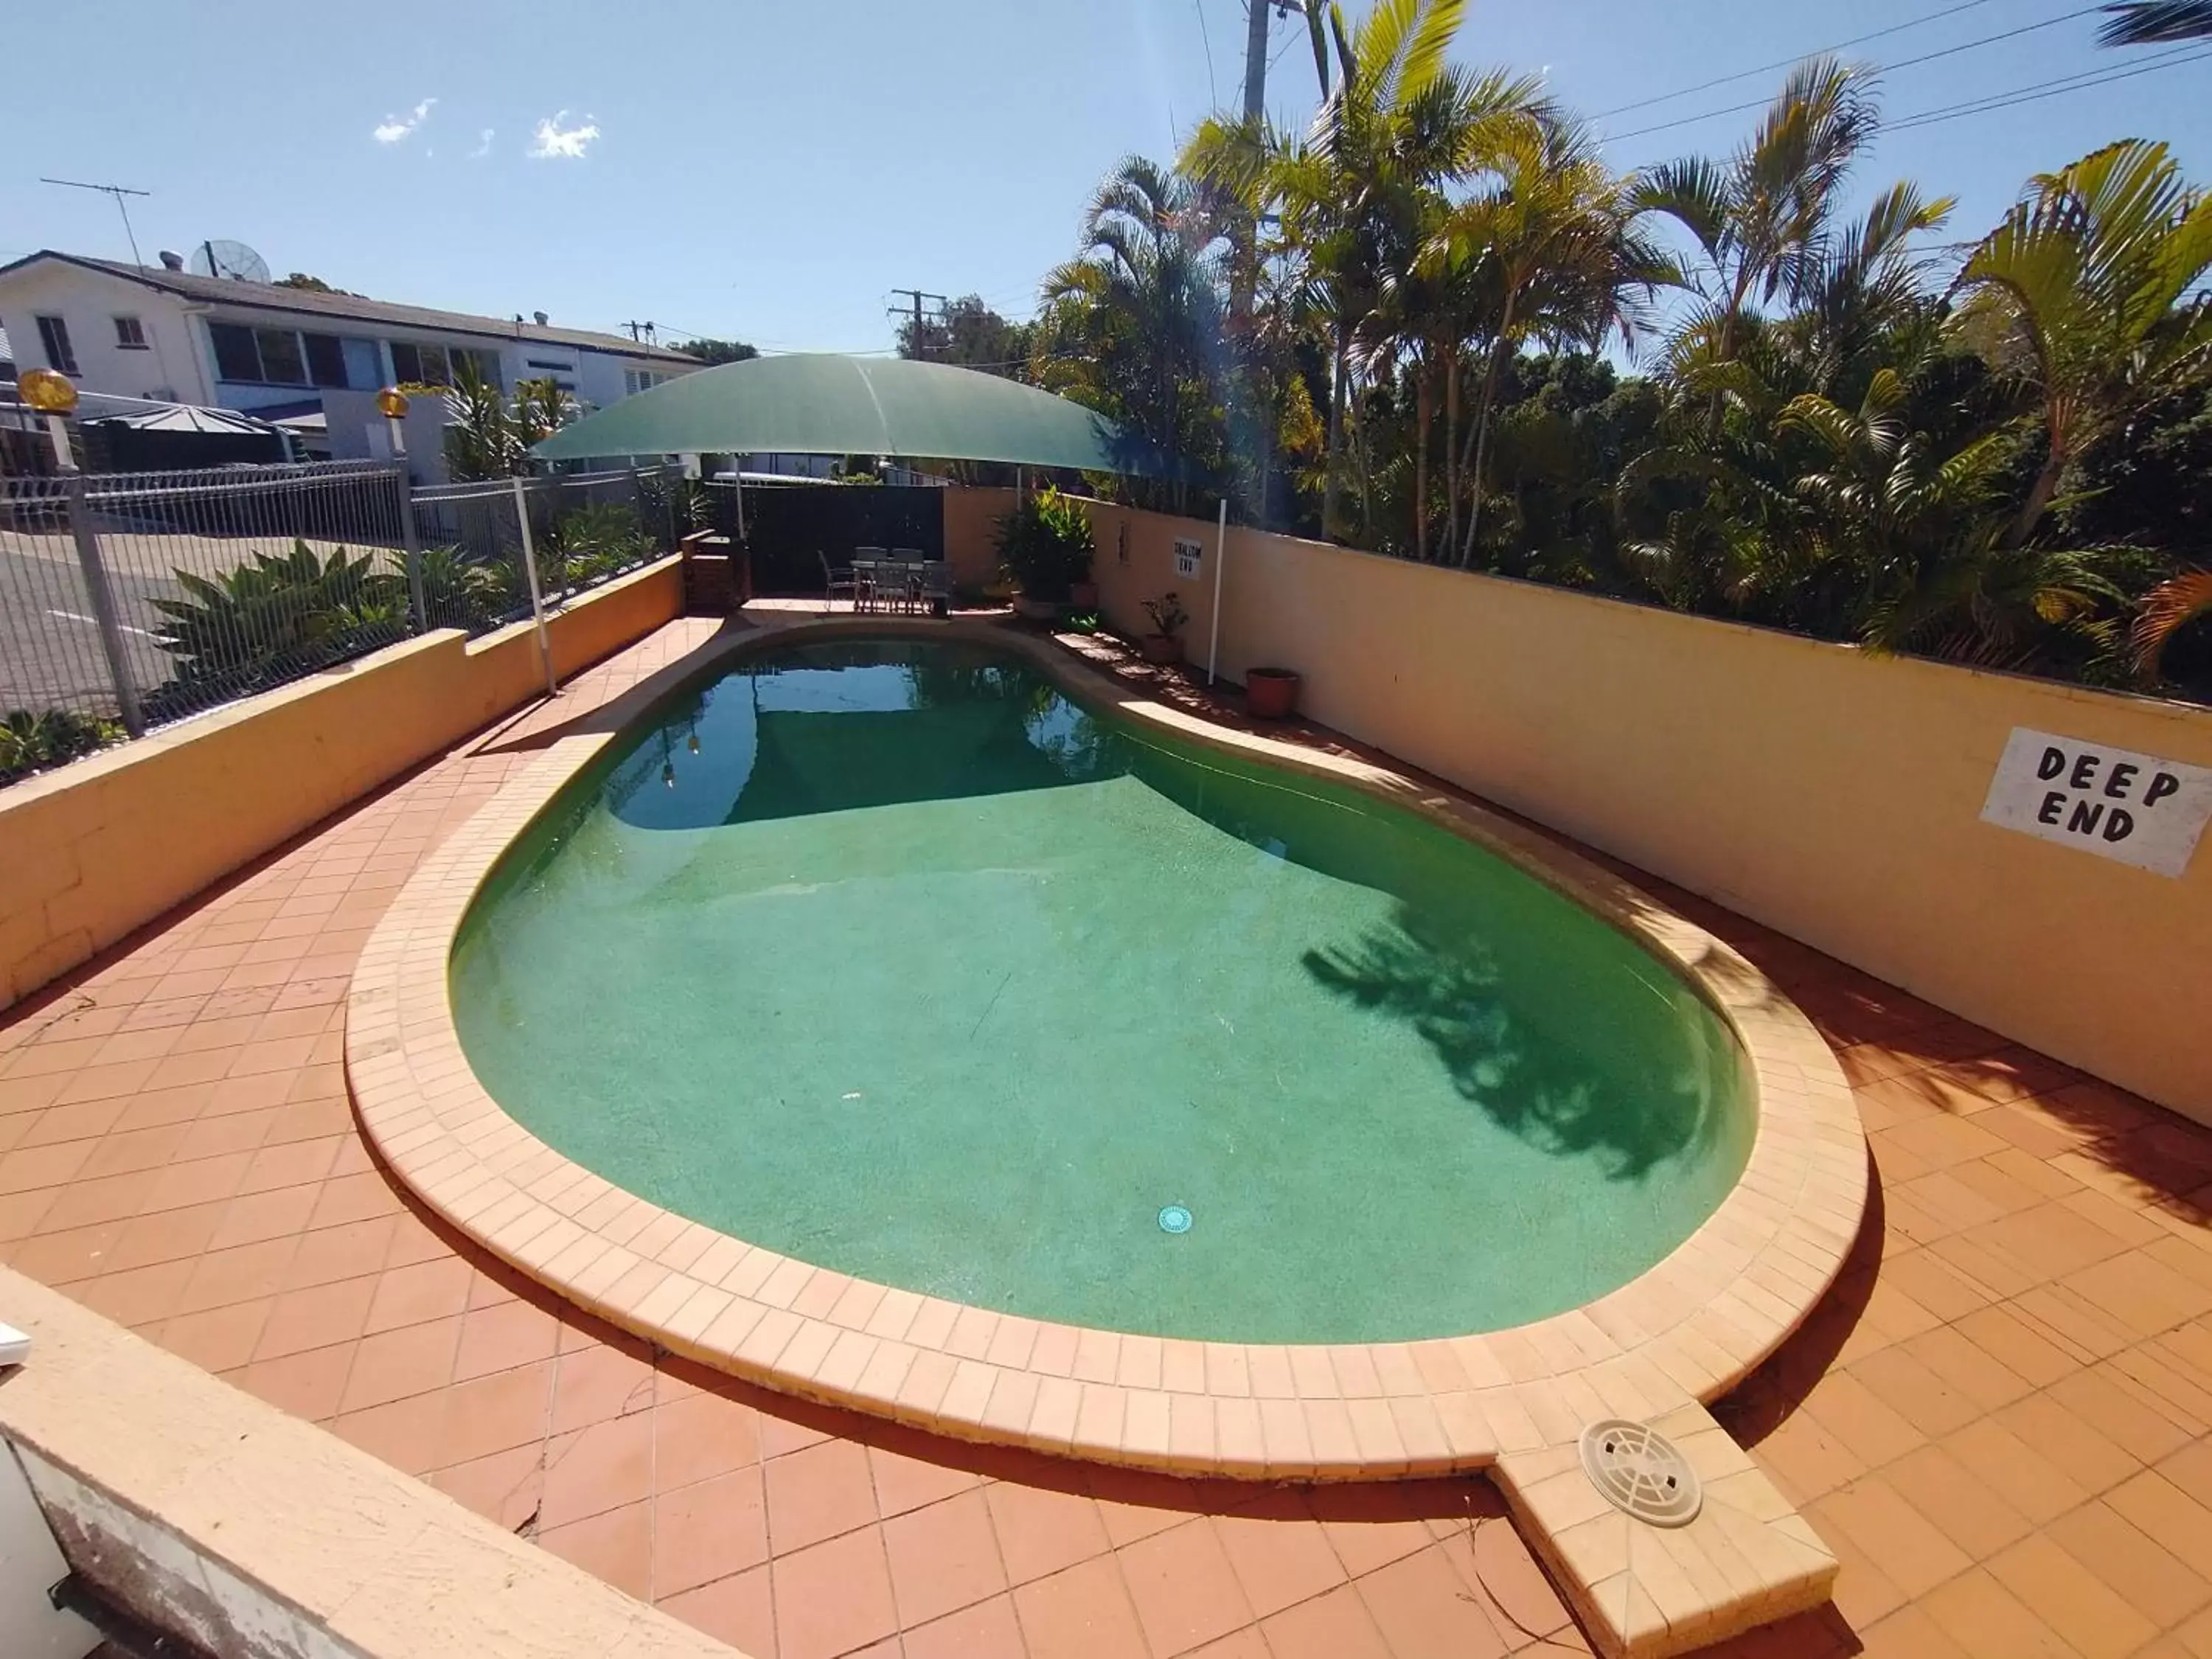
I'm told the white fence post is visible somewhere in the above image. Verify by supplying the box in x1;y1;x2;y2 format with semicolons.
511;476;559;698
60;465;147;737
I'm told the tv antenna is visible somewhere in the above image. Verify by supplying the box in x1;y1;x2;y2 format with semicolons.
40;177;151;268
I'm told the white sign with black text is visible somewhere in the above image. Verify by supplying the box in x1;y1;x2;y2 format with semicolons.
1978;727;2212;877
1173;538;1203;579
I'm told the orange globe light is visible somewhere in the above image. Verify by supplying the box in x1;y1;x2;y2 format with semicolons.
18;366;78;415
375;387;410;420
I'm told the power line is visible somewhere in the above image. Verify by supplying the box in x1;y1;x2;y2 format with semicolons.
1887;41;2212;129
1591;0;1997;118
1596;3;2107;145
1194;0;1220;106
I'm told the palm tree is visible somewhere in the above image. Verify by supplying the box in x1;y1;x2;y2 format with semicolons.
2098;1;2212;44
1036;156;1227;493
1951;139;2212;546
1632;56;1881;400
1422;121;1667;563
1270;0;1546;538
2135;568;2212;672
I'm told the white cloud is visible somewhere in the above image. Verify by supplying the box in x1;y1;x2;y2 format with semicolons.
470;128;495;159
527;112;600;161
372;97;435;145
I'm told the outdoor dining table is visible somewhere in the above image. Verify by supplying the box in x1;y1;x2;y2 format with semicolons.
852;556;951;615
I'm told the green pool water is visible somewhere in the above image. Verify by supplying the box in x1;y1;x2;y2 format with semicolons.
451;636;1755;1344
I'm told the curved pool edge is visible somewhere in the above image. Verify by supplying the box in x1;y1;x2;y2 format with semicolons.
344;615;1868;1481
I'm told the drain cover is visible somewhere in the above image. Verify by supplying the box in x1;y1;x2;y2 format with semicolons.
1158;1204;1193;1234
1579;1419;1703;1528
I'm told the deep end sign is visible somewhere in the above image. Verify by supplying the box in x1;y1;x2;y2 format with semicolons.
1980;727;2212;877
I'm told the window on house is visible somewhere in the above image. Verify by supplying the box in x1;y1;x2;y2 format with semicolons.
114;316;148;350
35;316;78;375
207;322;314;386
303;333;352;389
389;341;448;386
623;369;664;397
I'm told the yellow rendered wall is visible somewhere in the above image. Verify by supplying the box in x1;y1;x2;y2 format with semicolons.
1076;498;2212;1122
942;486;1018;591
0;559;683;1011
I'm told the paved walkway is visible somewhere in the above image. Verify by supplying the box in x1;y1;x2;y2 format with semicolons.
4;616;2210;1659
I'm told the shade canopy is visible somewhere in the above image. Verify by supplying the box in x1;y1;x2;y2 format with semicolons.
532;353;1174;477
100;404;280;435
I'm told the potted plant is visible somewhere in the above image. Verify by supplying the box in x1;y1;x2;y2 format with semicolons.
994;486;1096;619
1245;666;1301;719
1140;592;1188;665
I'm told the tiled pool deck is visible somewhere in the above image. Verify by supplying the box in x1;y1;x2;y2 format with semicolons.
5;614;2212;1658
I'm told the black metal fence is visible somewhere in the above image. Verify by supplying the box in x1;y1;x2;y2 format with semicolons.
0;458;686;763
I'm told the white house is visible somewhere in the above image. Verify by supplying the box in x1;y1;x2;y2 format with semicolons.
0;250;696;437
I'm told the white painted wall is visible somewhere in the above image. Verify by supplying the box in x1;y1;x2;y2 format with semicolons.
0;262;209;405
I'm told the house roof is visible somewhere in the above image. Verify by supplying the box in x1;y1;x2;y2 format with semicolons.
0;251;696;364
534;352;1179;478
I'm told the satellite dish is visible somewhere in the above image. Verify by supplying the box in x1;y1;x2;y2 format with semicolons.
189;240;271;283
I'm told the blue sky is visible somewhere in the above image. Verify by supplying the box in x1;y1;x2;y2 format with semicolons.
5;1;2205;359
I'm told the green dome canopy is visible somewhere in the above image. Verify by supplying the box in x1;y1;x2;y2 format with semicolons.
532;352;1174;477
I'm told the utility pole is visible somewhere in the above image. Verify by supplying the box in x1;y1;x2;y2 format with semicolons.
1241;0;1272;122
1231;1;1278;526
41;178;151;268
888;290;947;358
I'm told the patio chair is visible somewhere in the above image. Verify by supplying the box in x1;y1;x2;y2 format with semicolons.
853;546;888;613
819;550;858;611
921;560;954;616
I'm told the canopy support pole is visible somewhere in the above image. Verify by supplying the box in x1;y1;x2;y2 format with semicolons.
512;476;560;698
1207;498;1228;686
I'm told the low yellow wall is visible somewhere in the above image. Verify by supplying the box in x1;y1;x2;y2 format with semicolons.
0;558;684;1011
1082;500;2212;1122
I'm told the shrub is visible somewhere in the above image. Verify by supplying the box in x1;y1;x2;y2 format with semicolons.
994;486;1096;601
0;708;124;785
1142;591;1189;638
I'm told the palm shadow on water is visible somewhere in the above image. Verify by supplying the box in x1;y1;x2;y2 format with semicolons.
1301;905;1732;1180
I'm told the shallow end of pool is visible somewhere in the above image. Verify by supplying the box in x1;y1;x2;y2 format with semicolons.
344;613;1869;1482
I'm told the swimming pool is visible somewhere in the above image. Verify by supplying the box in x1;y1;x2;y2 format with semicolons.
448;634;1758;1346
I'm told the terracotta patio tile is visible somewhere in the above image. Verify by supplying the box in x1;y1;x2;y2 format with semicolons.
1882;1442;2035;1562
1805;1370;1928;1468
437;1360;554;1468
236;1342;357;1422
282;1216;397;1290
773;1526;900;1659
1950;1304;2083;1389
336;1313;462;1413
158;1296;276;1374
307;1170;406;1230
6;1220;125;1285
451;1296;561;1382
1211;1503;1346;1620
1119;1515;1255;1657
2110;1469;2212;1582
540;1500;653;1601
330;1388;451;1477
2045;1367;2194;1467
1315;1483;1437;1578
765;1437;879;1554
253;1273;378;1361
205;1183;321;1252
866;1438;980;1519
1356;1540;1509;1659
1988;1533;2161;1659
653;1386;762;1490
427;1441;545;1533
659;1564;776;1657
363;1256;476;1335
655;1466;770;1599
902;1593;1027;1659
1258;1582;1394;1659
984;1475;1113;1586
883;1489;1009;1628
540;1410;657;1530
2045;1498;2211;1630
549;1338;656;1432
1012;1554;1151;1659
1921;1565;2081;1659
74;1256;195;1328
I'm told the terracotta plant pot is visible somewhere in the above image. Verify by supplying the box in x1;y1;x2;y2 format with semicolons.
1245;667;1301;720
1068;580;1100;610
1139;633;1183;666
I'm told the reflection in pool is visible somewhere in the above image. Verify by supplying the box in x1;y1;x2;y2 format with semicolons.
451;638;1755;1343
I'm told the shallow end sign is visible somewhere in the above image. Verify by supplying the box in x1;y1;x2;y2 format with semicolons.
1980;727;2212;877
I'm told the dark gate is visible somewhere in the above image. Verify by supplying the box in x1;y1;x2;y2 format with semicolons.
736;484;946;595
